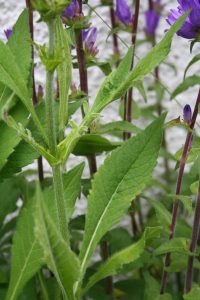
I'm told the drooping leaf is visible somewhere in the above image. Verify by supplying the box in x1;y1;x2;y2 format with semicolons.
35;185;80;300
171;75;200;99
78;114;165;283
96;121;141;136
72;135;119;156
155;237;190;255
184;54;200;79
6;199;43;300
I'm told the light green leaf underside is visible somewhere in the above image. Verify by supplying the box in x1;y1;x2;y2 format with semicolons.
79;114;166;279
6;199;43;300
35;186;80;300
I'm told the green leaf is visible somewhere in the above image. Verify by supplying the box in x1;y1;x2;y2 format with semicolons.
83;227;160;293
6;199;43;300
7;9;31;83
72;134;119;156
78;114;165;285
35;185;80;300
0;102;28;170
183;286;200;300
155;237;190;255
56;17;72;140
0;178;20;226
184;54;200;79
171;75;200;99
167;194;193;215
96;121;141;135
91;13;188;113
83;237;145;293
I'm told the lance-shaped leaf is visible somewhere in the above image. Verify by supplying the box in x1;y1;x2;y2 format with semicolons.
56;17;72;141
83;226;161;294
35;186;80;300
78;114;166;283
7;9;32;83
6;199;43;300
91;13;188;114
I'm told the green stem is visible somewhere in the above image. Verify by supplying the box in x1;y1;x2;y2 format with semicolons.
45;19;68;241
46;19;57;155
52;164;68;241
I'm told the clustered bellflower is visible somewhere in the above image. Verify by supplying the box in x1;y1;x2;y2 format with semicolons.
183;104;192;124
62;0;82;21
145;0;163;37
115;0;132;25
167;0;200;39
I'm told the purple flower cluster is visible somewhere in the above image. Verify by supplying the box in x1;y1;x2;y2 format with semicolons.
167;0;200;39
62;0;81;20
145;0;163;37
115;0;132;25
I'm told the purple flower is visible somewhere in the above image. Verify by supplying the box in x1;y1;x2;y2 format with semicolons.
62;0;81;20
115;0;132;25
183;104;192;123
167;0;200;39
83;27;99;57
145;0;164;37
4;29;12;40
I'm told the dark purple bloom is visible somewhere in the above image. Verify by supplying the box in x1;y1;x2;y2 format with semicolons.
183;104;192;123
115;0;132;25
4;29;12;40
167;0;200;39
83;27;99;57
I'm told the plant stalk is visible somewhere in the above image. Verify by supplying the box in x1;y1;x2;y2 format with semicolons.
160;88;200;294
109;2;120;60
25;0;44;182
185;178;200;293
45;19;68;241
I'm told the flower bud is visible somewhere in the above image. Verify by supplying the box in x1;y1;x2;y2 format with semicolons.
115;0;132;26
4;29;12;40
183;104;192;124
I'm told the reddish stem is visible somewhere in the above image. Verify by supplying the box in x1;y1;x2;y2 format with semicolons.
185;179;200;293
160;89;200;294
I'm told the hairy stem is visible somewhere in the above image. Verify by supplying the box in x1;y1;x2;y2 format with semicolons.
45;19;68;241
160;89;200;294
185;178;200;293
25;0;44;182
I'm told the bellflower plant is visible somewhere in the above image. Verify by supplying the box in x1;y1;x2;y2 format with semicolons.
167;0;200;39
1;1;200;300
115;0;132;25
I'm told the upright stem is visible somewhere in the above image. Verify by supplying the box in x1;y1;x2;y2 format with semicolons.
25;0;44;182
45;19;68;241
185;179;200;293
160;89;200;294
75;2;113;296
124;0;140;140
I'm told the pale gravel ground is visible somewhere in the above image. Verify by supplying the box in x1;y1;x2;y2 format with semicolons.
0;1;200;223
